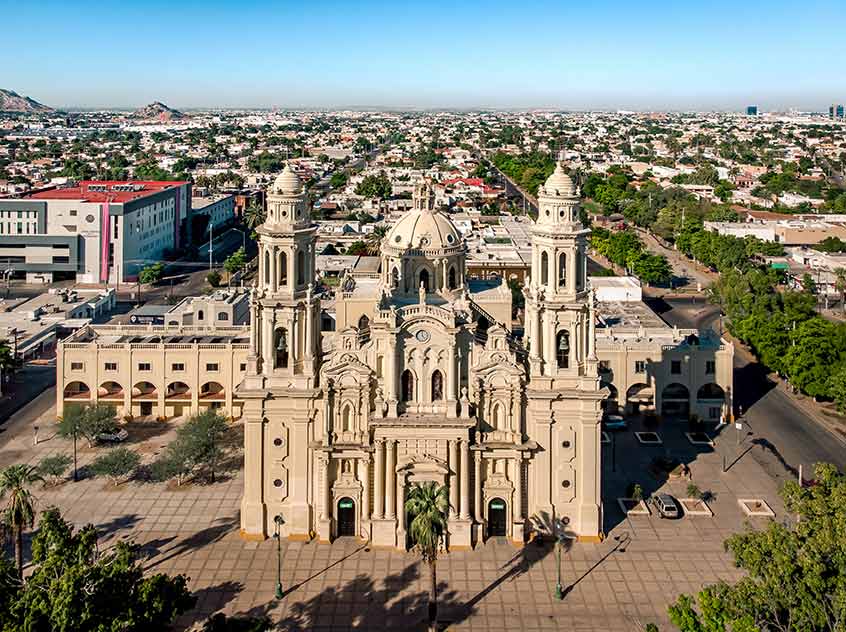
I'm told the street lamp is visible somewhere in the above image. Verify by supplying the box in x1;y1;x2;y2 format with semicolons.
273;514;284;599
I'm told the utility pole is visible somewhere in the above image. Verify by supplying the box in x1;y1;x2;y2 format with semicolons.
208;221;214;271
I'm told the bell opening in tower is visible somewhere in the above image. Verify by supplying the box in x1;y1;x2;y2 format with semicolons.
274;328;289;369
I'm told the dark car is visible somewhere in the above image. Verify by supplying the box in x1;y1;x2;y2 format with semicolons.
602;414;628;431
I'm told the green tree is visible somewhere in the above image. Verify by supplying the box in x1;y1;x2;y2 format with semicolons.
0;464;42;578
58;403;117;447
90;447;141;486
243;203;266;233
1;507;195;630
36;453;72;486
785;318;842;397
139;262;165;285
329;171;348;189
201;613;272;632
223;247;247;276
828;365;846;414
354;172;392;199
152;410;229;485
405;481;449;632
365;225;388;255
206;270;222;287
668;463;846;632
834;267;846;313
345;241;368;256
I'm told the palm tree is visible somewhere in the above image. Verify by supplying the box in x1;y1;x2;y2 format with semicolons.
405;481;449;632
834;267;846;314
0;464;42;579
0;339;14;397
243;203;266;232
365;225;389;256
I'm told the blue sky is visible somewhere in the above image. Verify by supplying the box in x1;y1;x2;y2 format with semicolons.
2;0;844;111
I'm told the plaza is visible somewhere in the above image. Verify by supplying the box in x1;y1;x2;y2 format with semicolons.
1;388;785;631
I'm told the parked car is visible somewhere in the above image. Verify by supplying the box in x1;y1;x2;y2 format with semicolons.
98;428;129;443
602;414;628;431
652;493;680;519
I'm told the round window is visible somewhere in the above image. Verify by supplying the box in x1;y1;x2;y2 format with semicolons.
545;210;550;217
273;437;284;447
559;210;565;217
273;479;284;488
86;214;96;223
281;210;287;217
562;440;571;448
446;234;455;243
394;235;402;243
562;480;571;488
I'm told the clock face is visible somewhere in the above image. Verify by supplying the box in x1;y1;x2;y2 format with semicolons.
415;330;430;343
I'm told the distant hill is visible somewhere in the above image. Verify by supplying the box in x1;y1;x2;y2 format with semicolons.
132;101;184;120
0;89;54;113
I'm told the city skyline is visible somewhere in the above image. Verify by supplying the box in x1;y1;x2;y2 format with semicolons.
4;0;845;111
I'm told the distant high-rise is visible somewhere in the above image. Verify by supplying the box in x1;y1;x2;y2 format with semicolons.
746;105;758;116
830;104;844;119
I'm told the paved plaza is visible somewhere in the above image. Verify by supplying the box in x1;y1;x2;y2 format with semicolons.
1;394;790;631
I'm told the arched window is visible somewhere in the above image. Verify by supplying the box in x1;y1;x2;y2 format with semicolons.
264;249;270;285
558;253;567;287
297;250;305;285
419;269;430;292
401;369;414;402
556;330;570;369
448;266;457;290
491;402;503;429
431;370;443;401
279;251;288;285
217;312;229;321
358;315;370;331
575;250;583;290
197;309;204;321
341;404;352;432
540;251;549;286
274;327;288;369
376;355;383;378
391;267;399;289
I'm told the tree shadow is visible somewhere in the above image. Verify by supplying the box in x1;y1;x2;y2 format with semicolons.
178;580;245;630
282;542;369;596
95;513;142;541
751;437;798;477
732;359;776;413
274;562;467;632
145;514;239;570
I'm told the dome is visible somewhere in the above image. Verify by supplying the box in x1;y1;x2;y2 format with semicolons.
540;162;577;197
272;163;302;195
385;206;461;251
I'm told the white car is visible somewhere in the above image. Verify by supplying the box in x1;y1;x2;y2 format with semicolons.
98;428;129;443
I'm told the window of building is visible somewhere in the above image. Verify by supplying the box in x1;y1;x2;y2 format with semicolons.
197;309;204;321
217;312;229;321
138;362;151;371
709;407;721;419
556;330;570;369
171;363;185;371
104;362;117;371
239;363;247;372
431;370;443;401
70;362;83;371
206;363;219;372
401;369;415;402
70;210;77;217
705;360;715;375
274;328;288;369
671;360;682;374
634;360;646;374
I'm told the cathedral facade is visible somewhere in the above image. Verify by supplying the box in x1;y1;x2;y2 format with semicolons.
238;163;605;548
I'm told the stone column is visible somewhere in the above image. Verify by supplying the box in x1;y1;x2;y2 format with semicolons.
449;439;459;519
374;440;384;519
320;456;330;520
385;440;396;519
460;439;470;520
512;457;523;524
361;457;370;524
473;452;482;522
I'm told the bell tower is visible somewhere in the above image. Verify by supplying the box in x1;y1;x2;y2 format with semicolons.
239;163;322;541
523;162;604;541
524;162;597;384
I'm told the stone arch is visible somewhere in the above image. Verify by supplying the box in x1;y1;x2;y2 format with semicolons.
200;381;225;400
401;369;415;403
98;381;123;399
274;327;289;368
661;382;690;418
279;251;288;285
419;269;430;292
556;330;570;369
697;383;725;401
132;381;157;398
165;381;190;398
431;369;443;401
558;252;567;287
63;381;90;399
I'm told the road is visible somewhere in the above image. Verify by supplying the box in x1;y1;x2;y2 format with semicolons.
635;228;715;291
650;295;846;485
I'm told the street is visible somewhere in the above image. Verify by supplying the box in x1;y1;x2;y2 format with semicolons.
650;295;846;486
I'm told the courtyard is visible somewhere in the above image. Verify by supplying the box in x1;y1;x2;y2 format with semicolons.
1;394;787;631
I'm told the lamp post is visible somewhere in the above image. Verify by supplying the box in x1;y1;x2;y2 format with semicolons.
273;514;284;599
72;425;78;481
554;528;574;600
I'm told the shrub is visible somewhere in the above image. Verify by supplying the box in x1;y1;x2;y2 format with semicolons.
627;483;644;502
90;447;141;485
202;613;272;632
206;270;222;287
37;453;72;486
686;483;702;499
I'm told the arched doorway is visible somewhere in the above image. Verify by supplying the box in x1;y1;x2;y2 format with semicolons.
487;498;507;537
337;497;356;537
661;383;690;419
401;369;415;402
419;269;430;292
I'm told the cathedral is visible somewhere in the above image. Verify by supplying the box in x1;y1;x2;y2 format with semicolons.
237;162;605;548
